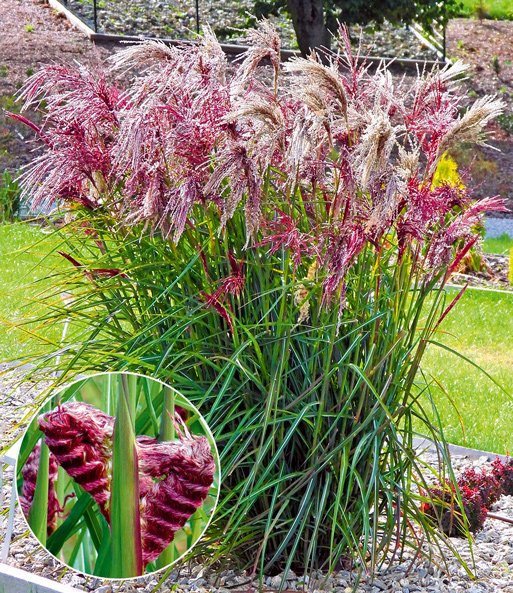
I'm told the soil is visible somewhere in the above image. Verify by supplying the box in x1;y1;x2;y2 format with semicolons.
0;2;513;215
446;19;513;218
0;0;118;172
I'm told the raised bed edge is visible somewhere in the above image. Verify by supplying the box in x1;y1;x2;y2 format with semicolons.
412;436;510;463
0;563;84;593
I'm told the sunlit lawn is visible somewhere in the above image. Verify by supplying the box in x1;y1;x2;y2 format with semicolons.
0;222;63;361
457;0;513;19
419;287;513;455
482;232;513;255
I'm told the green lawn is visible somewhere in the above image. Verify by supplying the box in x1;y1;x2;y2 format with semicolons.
0;222;63;361
420;287;513;455
1;223;513;453
457;0;513;20
483;232;513;255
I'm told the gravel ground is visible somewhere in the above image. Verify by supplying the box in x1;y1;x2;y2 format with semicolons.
485;218;513;240
3;368;513;593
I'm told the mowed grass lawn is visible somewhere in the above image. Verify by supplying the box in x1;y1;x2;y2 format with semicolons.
483;232;513;255
0;222;64;361
1;223;513;453
457;0;513;19
419;287;513;455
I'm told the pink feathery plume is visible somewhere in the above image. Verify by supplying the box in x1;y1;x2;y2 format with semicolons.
206;252;245;306
233;19;281;88
17;64;120;129
15;64;120;213
19;443;61;535
322;226;366;308
38;402;114;522
205;142;262;241
255;210;316;271
5;112;53;147
201;291;234;334
335;24;370;97
136;416;215;567
467;196;509;216
225;252;245;297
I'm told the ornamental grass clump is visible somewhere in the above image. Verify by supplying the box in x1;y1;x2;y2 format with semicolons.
10;21;506;581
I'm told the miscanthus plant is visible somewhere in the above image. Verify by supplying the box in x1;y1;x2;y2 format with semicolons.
8;21;506;584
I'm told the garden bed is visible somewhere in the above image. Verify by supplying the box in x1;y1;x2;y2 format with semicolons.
55;0;440;59
2;3;513;592
451;252;511;290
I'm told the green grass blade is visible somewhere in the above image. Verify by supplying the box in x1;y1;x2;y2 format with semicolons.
72;483;104;553
27;441;50;546
17;424;43;476
68;526;87;568
156;385;176;569
142;378;160;437
93;521;113;577
46;491;94;555
111;374;143;577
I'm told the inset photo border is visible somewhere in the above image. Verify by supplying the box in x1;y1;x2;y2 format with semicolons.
15;372;220;579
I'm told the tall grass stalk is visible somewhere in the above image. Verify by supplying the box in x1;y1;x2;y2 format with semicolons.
27;441;50;545
111;375;143;577
0;170;21;222
156;385;176;569
7;21;507;583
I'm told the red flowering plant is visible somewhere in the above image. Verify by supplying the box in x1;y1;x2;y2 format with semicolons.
424;480;488;537
10;20;506;584
423;466;502;537
458;466;503;508
492;457;513;496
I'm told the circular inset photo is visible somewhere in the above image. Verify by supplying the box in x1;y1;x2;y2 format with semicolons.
16;372;219;578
